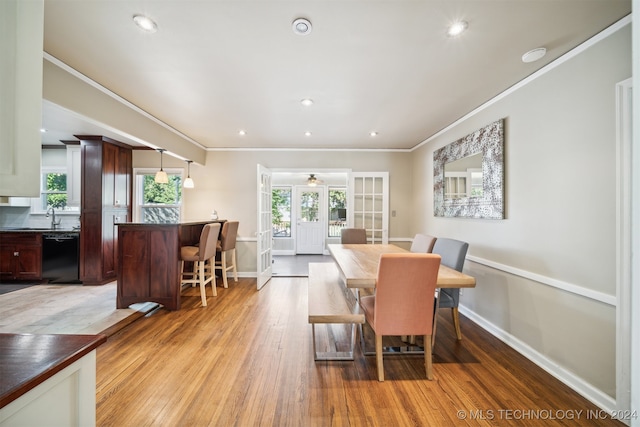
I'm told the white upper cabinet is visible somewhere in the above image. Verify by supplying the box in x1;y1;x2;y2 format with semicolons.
0;0;43;197
66;145;82;207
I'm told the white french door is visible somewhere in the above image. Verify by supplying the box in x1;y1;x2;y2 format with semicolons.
256;164;272;290
296;186;325;254
349;172;389;244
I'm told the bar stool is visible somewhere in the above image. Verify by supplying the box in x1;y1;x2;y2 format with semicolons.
180;222;221;307
215;221;239;288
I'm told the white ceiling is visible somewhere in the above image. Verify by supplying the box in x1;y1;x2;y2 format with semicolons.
41;0;631;150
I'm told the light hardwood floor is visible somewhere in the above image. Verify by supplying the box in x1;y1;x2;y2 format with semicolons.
0;277;624;426
89;278;621;427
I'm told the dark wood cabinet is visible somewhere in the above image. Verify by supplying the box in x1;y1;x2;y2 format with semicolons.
117;221;221;310
0;233;42;281
77;136;132;285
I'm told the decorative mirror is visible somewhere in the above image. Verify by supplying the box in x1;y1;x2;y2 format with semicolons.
433;119;504;219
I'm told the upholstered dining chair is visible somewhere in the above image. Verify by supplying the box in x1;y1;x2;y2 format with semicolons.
431;238;469;340
215;220;239;288
359;253;441;381
180;222;221;307
341;228;367;244
410;233;437;253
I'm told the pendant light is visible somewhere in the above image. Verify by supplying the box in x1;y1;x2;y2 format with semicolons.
183;160;194;188
154;149;168;184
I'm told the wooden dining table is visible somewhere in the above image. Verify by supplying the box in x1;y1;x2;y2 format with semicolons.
327;243;476;289
327;243;476;355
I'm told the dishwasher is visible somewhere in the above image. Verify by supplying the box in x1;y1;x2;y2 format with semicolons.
42;233;80;283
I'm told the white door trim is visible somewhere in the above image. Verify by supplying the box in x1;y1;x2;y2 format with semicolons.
615;78;632;419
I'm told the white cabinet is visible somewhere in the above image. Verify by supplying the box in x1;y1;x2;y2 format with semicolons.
66;145;82;207
0;197;31;207
0;0;43;198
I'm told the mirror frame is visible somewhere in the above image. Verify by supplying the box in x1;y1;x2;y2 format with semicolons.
433;118;504;219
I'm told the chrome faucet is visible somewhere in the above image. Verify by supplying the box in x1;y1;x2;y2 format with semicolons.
46;207;61;229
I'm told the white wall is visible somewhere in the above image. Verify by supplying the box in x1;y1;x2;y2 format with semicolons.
411;23;631;405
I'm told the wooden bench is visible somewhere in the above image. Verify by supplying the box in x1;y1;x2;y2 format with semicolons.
308;262;365;361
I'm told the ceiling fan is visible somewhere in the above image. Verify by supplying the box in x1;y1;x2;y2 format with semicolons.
307;174;324;186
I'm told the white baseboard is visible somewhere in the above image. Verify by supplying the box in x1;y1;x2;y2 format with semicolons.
458;305;617;413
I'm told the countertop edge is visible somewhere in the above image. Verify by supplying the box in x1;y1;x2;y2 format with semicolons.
0;333;108;409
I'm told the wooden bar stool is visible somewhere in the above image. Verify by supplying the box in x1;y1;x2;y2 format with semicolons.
180;223;221;307
215;221;239;288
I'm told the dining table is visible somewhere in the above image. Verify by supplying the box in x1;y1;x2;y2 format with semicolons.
327;243;476;290
327;243;476;354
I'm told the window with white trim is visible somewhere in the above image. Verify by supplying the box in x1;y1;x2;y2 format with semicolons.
134;168;184;223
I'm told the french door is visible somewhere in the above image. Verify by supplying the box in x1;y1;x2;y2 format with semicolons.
256;164;272;289
349;172;389;244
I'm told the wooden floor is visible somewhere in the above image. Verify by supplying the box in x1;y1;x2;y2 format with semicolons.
89;278;622;427
0;273;623;426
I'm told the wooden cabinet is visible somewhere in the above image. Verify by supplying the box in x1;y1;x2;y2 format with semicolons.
117;221;218;310
0;233;42;281
77;136;132;285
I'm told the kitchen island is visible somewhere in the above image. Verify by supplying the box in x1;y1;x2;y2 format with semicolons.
116;220;224;310
0;333;107;426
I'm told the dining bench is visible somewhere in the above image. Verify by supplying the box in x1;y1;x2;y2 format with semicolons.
308;262;364;361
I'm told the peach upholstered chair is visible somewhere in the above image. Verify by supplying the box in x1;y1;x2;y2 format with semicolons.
359;253;441;381
180;223;221;307
410;233;437;253
341;228;367;244
215;221;239;288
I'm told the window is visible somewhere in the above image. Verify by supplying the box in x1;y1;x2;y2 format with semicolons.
37;169;79;212
272;187;291;237
134;169;183;223
328;187;347;237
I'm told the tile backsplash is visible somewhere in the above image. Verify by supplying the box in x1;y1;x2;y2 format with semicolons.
0;206;80;229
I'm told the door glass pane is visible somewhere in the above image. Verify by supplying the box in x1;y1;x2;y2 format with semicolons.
300;191;320;222
328;188;346;237
272;187;291;237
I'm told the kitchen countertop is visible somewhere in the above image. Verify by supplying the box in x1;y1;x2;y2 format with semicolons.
0;333;107;408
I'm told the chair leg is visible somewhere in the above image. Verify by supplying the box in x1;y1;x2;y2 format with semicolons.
231;248;238;281
452;307;462;340
375;334;384;382
424;334;433;380
221;251;229;288
198;261;208;307
191;262;198;287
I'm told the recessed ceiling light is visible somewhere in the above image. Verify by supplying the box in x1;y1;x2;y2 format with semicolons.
304;131;312;137
522;47;547;63
301;98;314;107
370;131;378;137
447;21;468;37
238;130;246;136
133;14;157;33
292;18;312;36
